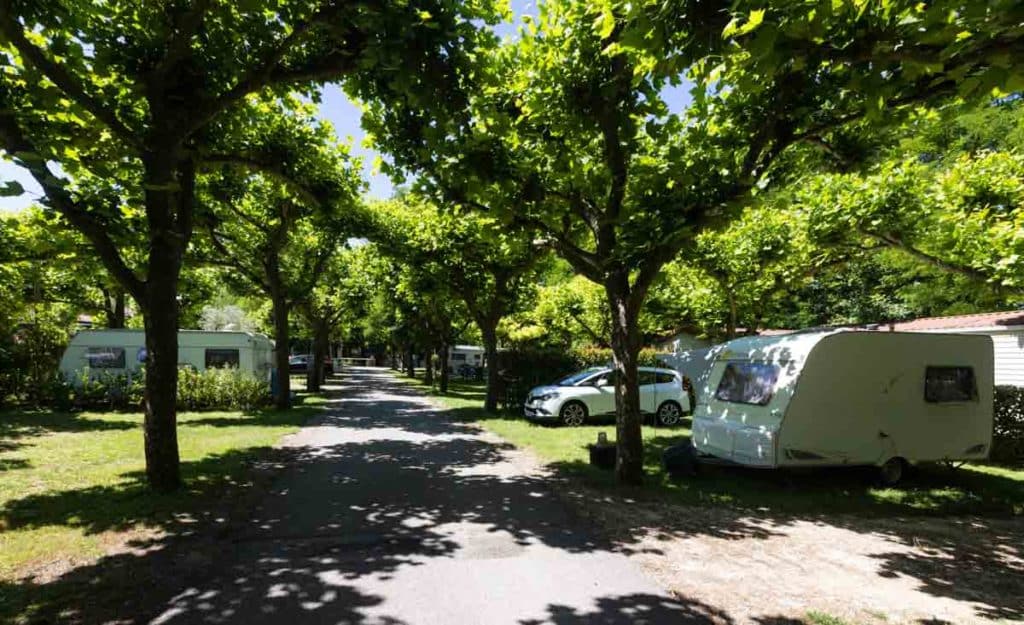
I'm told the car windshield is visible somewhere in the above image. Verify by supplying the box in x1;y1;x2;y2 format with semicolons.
555;369;604;386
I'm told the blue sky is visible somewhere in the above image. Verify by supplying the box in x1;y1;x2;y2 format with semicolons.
1;0;691;211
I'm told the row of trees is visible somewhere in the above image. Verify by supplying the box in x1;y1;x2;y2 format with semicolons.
3;1;1023;489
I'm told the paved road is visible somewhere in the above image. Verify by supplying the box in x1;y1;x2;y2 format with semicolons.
148;368;706;625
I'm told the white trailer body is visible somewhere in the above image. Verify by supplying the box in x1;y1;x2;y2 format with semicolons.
447;345;485;371
59;329;275;381
692;331;994;469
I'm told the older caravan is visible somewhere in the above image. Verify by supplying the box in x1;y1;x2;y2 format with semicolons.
59;329;274;382
692;331;994;484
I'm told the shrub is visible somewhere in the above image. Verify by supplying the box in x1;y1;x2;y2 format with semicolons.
176;367;271;411
46;367;270;412
993;385;1024;463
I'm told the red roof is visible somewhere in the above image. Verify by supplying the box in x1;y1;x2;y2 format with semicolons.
891;310;1024;331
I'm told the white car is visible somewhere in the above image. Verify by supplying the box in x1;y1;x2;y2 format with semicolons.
523;367;690;426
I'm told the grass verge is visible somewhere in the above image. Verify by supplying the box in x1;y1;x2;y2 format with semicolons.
0;400;322;581
400;372;1024;517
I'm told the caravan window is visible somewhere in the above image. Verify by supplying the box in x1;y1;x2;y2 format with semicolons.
714;362;779;406
452;353;467;361
86;347;125;369
205;349;240;369
925;366;977;403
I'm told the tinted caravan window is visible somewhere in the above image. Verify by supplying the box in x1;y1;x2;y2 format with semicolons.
714;362;780;406
205;349;240;369
86;347;126;369
924;366;977;402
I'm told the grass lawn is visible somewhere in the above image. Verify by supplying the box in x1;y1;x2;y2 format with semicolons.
402;373;1024;517
0;397;324;582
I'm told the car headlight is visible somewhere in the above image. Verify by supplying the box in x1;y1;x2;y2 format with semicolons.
535;393;557;402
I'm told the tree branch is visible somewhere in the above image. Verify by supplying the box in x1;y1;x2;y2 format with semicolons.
199;153;325;208
861;229;993;283
0;3;140;148
0;111;145;301
150;0;212;81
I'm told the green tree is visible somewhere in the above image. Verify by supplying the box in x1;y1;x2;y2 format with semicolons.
194;104;360;407
372;198;540;410
367;0;1024;484
0;0;497;490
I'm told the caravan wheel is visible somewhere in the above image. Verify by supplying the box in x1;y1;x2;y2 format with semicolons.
878;457;907;486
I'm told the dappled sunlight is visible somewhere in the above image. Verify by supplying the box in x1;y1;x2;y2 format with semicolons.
4;367;1022;623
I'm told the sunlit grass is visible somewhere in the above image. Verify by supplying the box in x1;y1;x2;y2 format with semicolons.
408;372;1024;517
0;404;319;579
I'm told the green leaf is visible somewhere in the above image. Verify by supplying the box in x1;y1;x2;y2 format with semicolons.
0;180;25;197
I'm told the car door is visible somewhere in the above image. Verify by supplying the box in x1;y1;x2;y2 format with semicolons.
586;370;618;416
638;370;659;413
655;371;685;411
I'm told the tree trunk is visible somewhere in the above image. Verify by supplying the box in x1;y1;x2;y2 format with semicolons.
271;291;291;410
726;289;738;340
141;276;181;492
405;345;415;377
307;319;328;392
439;343;449;394
605;278;644;486
480;319;500;412
103;288;127;328
423;350;434;385
138;151;194;493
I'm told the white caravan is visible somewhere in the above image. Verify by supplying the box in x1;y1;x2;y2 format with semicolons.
447;345;485;372
60;329;274;382
693;330;994;483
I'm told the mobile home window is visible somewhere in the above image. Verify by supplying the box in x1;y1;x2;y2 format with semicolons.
205;349;240;369
86;347;125;369
714;362;780;406
924;366;977;403
452;353;467;361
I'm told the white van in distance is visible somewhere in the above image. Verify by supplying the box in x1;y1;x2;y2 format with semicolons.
693;331;994;484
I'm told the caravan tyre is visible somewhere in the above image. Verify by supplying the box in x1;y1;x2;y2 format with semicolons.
656;401;683;427
878;457;907;486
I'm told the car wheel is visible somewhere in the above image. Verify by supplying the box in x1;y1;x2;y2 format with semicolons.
878;457;907;486
559;401;587;427
656;401;683;427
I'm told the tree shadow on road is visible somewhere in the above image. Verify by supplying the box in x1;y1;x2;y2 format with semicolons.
3;368;1021;624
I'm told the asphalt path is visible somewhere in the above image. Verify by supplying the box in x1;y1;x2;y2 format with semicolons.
147;367;710;625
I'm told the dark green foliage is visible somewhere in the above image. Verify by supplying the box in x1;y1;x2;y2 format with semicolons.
0;318;74;407
34;368;271;413
496;346;664;390
994;385;1024;463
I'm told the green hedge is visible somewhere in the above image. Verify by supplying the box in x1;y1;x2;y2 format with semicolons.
495;346;667;391
993;385;1024;463
45;367;271;412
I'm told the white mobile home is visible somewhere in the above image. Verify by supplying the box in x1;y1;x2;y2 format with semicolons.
891;310;1024;387
693;331;994;483
60;329;274;381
